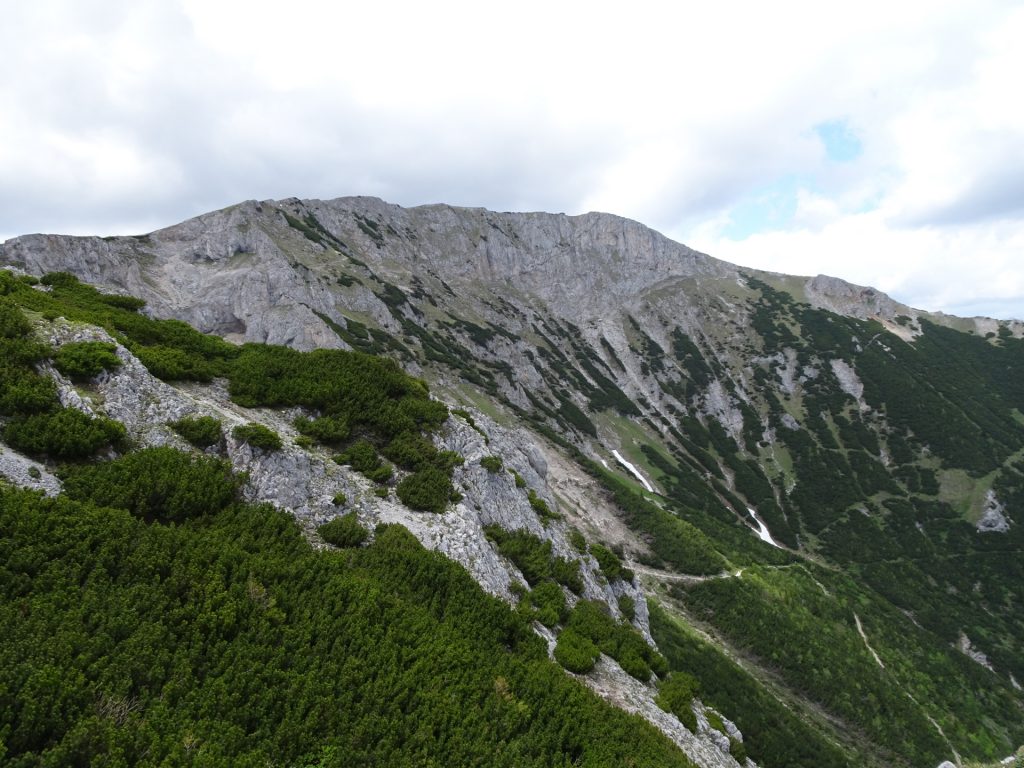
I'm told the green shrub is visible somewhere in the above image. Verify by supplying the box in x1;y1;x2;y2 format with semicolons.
527;581;569;628
510;468;527;488
332;492;347;506
0;299;31;339
706;709;726;736
335;440;381;473
335;440;400;484
319;512;368;548
528;489;559;521
169;415;222;448
484;525;584;594
99;293;147;311
587;463;728;575
569;528;588;553
396;466;453;513
53;341;121;381
382;431;437;471
656;672;700;731
729;737;747;763
4;409;126;460
226;344;447;442
480;455;503;473
618;595;636;622
433;449;464;474
554;628;600;674
232;422;283;451
566;600;666;682
618;647;653;682
294;414;350;446
132;344;217;382
550;556;584;595
0;373;57;416
374;486;390;499
60;446;240;522
0;470;696;767
365;464;394;484
591;543;635;583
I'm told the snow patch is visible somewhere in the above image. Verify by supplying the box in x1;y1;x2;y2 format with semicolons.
747;508;781;548
612;450;654;493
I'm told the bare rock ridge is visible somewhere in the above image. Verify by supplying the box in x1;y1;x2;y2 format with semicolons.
4;196;1015;346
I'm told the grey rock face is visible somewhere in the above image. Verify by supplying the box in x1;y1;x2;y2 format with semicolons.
805;274;913;321
829;358;865;406
0;447;61;496
695;703;733;754
5;195;1015;487
978;490;1011;533
583;657;753;768
957;631;996;672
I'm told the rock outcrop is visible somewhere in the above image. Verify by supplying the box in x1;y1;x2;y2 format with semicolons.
978;490;1011;533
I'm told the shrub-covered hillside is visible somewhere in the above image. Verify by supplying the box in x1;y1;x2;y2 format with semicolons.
0;273;697;767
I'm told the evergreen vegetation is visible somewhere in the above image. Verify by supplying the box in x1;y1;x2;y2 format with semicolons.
484;525;584;595
395;465;454;513
520;581;569;628
561;600;668;682
0;271;460;507
589;543;634;583
554;629;600;674
585;462;728;575
0;480;696;767
650;601;855;768
4;409;126;461
673;563;1024;765
168;415;222;448
0;291;126;461
232;422;283;451
52;341;121;381
655;671;700;731
318;512;369;548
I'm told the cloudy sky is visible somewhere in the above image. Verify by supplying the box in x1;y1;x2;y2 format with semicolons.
2;0;1023;319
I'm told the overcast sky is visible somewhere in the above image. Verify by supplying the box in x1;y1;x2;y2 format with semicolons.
2;0;1023;319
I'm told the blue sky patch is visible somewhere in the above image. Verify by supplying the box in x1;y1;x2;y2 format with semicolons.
815;119;863;163
721;175;808;240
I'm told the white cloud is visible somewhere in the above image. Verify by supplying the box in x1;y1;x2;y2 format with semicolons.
0;0;1022;317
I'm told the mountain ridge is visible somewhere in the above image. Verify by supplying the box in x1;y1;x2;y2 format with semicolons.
5;196;1018;330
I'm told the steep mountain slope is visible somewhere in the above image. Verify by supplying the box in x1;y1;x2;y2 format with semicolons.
0;272;746;768
3;197;1024;767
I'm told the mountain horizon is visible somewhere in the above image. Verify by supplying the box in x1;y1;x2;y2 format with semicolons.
5;195;1021;325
